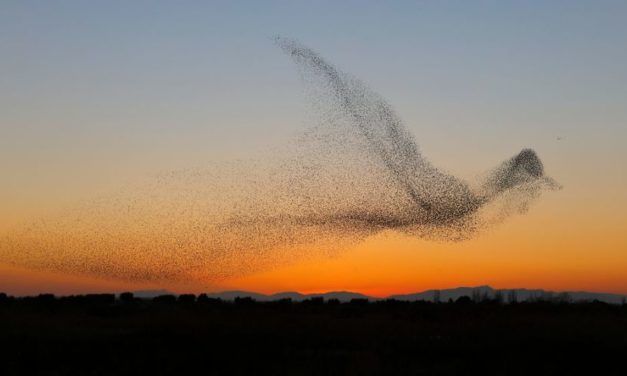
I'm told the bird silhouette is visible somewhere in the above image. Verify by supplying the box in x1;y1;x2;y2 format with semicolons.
276;36;560;231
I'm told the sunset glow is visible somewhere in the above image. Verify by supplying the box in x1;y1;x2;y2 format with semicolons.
1;1;626;297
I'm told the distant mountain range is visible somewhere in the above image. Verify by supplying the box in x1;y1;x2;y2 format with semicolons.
131;286;626;304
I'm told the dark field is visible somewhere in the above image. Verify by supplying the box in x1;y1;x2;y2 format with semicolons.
0;293;626;375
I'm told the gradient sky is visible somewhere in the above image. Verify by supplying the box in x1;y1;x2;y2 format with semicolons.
1;0;626;295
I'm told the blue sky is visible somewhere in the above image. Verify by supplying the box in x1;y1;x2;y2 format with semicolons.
1;0;626;226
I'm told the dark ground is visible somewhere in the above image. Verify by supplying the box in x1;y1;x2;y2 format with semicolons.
0;293;626;375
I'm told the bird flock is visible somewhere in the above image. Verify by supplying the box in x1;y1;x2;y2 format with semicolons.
0;38;559;283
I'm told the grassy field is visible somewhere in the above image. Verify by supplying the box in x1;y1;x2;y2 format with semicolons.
1;293;626;375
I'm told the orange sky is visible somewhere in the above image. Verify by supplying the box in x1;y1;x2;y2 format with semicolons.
2;190;625;296
224;199;627;296
2;2;627;296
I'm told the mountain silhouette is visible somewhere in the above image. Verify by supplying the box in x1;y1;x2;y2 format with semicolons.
193;286;624;304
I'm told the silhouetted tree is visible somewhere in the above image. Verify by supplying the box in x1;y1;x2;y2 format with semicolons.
350;298;368;305
304;297;324;305
542;291;554;302
481;290;490;302
234;297;255;305
273;298;292;306
178;294;196;304
119;292;134;303
557;292;571;303
507;290;518;304
85;294;115;305
472;290;481;303
455;296;473;305
153;295;177;304
433;290;441;304
197;293;209;303
197;294;222;305
37;294;56;304
494;290;504;304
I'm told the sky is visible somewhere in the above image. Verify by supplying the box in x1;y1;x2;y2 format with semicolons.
1;0;626;296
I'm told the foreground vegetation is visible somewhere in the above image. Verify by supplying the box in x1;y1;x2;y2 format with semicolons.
1;293;625;375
